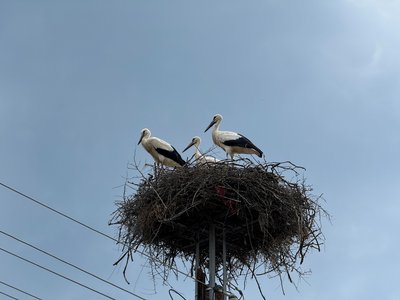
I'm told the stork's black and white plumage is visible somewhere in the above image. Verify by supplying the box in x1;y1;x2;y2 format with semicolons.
182;136;219;164
138;128;185;167
204;114;263;160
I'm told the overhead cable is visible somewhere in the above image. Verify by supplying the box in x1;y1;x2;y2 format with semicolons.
0;247;116;300
0;280;41;300
0;290;18;300
0;230;147;300
0;181;205;286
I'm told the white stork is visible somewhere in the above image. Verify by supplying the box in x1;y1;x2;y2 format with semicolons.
138;128;185;167
204;114;263;160
182;136;219;164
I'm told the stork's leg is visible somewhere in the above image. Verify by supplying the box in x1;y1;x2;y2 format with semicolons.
156;162;160;175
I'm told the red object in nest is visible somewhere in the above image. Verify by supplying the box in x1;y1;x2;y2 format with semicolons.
215;185;238;215
215;185;226;197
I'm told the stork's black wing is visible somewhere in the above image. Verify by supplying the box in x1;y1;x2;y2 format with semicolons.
155;146;186;166
222;134;263;157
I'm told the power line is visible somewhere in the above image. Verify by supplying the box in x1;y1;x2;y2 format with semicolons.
0;181;205;286
0;247;116;300
0;230;147;300
1;181;246;297
1;181;246;298
0;280;41;300
0;182;111;241
0;290;18;300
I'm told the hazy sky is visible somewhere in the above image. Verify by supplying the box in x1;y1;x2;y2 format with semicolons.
1;1;400;299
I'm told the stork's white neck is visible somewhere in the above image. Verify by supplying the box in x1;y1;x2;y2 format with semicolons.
194;148;202;159
211;121;220;146
213;119;221;132
141;135;150;143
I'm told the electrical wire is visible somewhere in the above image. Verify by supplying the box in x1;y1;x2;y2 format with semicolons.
1;181;245;297
0;247;116;300
0;280;41;300
0;290;18;300
0;181;207;286
0;182;111;241
0;230;147;300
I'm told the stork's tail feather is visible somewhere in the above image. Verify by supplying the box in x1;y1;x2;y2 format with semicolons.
178;157;186;166
254;146;263;158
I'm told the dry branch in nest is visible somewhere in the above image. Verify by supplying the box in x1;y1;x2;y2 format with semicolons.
110;158;328;296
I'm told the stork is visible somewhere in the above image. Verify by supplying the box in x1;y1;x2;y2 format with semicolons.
204;114;263;160
138;128;185;167
182;136;219;164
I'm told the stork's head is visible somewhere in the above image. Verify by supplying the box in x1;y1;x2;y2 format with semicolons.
138;128;151;145
204;114;223;132
183;136;201;152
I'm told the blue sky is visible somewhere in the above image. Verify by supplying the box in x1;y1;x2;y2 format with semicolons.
1;1;400;299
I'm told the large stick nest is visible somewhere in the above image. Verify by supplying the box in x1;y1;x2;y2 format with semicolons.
110;158;328;293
